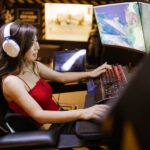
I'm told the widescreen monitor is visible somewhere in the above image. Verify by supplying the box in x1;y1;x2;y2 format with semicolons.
94;2;150;53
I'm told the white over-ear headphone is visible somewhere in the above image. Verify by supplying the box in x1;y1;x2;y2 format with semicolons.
2;22;20;58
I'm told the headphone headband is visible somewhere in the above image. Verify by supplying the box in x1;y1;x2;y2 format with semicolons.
4;22;13;39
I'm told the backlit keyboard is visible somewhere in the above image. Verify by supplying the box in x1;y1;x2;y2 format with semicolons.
101;64;129;99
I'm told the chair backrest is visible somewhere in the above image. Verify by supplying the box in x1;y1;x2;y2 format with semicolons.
0;80;9;134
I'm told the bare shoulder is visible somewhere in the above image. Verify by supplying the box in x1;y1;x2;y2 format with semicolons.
35;61;54;74
35;61;60;81
3;75;24;90
35;61;49;69
35;61;44;71
2;75;29;103
3;75;21;84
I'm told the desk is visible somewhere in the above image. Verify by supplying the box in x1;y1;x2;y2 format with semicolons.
50;81;87;94
50;81;87;109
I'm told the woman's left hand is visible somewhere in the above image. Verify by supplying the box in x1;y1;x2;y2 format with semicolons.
88;62;112;78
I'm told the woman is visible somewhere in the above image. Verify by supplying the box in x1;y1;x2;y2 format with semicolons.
0;20;111;130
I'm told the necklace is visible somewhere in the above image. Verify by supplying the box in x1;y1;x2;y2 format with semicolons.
21;62;34;74
20;62;40;79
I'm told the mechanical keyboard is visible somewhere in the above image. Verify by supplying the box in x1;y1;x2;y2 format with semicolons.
75;64;130;139
101;64;129;99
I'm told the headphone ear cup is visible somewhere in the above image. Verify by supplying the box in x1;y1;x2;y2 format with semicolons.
2;39;20;58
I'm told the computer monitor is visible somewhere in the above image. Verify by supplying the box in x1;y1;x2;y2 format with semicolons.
94;2;150;53
53;49;86;72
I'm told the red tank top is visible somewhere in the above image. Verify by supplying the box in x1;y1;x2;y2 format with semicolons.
8;78;60;115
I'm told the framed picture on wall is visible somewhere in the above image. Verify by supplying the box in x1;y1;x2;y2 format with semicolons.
45;3;93;42
14;3;43;39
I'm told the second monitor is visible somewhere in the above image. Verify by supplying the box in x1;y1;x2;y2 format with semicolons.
53;49;86;72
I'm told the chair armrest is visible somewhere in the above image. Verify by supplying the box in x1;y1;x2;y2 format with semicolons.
1;113;64;149
0;129;61;149
4;113;39;132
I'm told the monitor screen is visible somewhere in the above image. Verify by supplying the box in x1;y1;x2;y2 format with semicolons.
45;3;93;41
139;2;150;53
94;2;147;52
53;49;86;72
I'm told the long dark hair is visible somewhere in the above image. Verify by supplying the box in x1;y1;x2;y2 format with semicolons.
0;20;37;76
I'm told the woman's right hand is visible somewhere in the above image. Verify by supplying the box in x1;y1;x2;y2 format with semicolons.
80;104;110;121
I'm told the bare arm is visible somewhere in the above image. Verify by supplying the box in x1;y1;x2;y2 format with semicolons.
37;61;111;83
3;76;109;124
